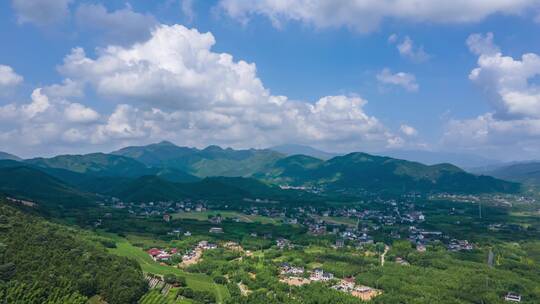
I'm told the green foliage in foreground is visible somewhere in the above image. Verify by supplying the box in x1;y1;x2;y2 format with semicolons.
362;242;540;304
0;201;147;304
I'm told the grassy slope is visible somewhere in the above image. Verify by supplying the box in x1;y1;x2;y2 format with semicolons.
108;240;229;303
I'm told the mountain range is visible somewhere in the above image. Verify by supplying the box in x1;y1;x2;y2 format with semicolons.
473;161;540;185
255;153;518;194
112;141;283;177
269;144;341;160
0;151;21;161
0;142;521;208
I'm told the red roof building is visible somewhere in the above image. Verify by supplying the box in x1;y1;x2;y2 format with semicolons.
147;248;161;256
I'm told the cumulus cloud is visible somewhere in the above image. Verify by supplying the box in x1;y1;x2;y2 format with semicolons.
218;0;538;32
467;32;540;119
64;103;100;123
443;113;540;159
11;0;72;26
377;68;419;92
0;88;101;152
0;65;23;89
400;124;418;137
443;33;540;159
0;24;405;156
41;78;84;99
75;3;158;46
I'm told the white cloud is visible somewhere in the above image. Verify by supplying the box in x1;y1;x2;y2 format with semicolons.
467;32;540;119
0;88;101;151
41;78;84;99
58;25;269;111
466;32;500;56
400;124;418;136
389;35;430;62
443;113;540;159
0;65;23;88
218;0;538;33
377;68;419;92
24;89;51;119
64;103;100;123
443;32;540;159
0;24;406;156
75;3;158;46
11;0;72;26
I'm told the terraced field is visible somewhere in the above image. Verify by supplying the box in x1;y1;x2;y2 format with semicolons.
139;289;194;304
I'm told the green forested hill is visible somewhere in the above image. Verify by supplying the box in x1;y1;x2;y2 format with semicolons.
0;160;299;205
25;152;199;183
102;175;299;203
26;153;149;176
482;162;540;185
256;152;519;194
0;151;20;161
0;200;147;303
0;163;95;208
112;141;284;177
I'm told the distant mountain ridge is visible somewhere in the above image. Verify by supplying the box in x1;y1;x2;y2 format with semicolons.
255;152;519;194
112;141;284;177
380;149;501;169
2;142;520;205
0;151;21;161
25;152;199;183
477;161;540;185
269;144;341;160
0;159;301;204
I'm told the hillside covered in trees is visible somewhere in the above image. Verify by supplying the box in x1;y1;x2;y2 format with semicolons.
0;199;147;303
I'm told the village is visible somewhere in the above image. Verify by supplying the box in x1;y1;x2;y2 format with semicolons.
278;263;382;301
84;188;534;303
95;191;485;255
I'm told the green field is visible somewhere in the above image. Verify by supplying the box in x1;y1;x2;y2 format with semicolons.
172;210;280;225
108;240;230;303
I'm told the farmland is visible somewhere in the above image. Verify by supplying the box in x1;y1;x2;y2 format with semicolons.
172;210;281;225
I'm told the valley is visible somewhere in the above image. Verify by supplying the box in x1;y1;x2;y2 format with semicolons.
0;142;539;303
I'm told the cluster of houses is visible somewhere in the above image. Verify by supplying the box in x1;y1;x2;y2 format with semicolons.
105;198;211;218
310;268;334;281
408;226;444;251
180;240;218;266
146;240;218;265
448;239;474;251
279;263;305;276
332;277;382;301
279;264;334;282
276;238;293;250
430;193;535;207
147;247;178;262
279;263;381;300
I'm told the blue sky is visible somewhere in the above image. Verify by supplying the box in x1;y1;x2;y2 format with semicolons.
1;0;540;161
